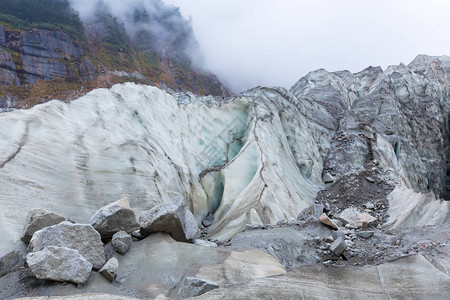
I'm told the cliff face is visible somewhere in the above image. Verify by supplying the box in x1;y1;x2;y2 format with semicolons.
0;26;97;85
0;1;230;109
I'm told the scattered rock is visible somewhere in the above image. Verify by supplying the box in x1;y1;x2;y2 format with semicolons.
319;213;338;230
139;198;198;243
365;202;375;209
323;173;335;184
99;257;118;283
357;231;374;239
297;204;324;222
28;221;106;270
356;213;377;227
202;212;213;227
21;209;70;244
0;251;24;277
337;208;360;225
325;235;334;243
365;177;375;183
90;198;140;239
331;219;343;228
131;230;144;240
330;237;347;256
26;246;92;284
347;213;377;229
103;242;116;261
332;229;347;241
178;277;219;298
111;231;132;255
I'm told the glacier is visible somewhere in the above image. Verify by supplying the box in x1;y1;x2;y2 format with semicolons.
0;55;450;257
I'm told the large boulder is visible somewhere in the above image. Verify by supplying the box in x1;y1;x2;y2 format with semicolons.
140;199;198;243
111;231;132;255
28;221;106;270
297;204;324;222
90;198;139;239
337;207;360;225
0;251;24;277
21;209;70;244
26;246;92;284
99;257;118;283
330;237;347;256
177;277;219;298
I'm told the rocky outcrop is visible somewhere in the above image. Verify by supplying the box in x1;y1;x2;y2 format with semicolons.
90;198;139;239
140;198;198;242
28;221;106;270
21;209;69;244
26;246;92;284
0;50;20;86
0;1;230;109
0;29;97;85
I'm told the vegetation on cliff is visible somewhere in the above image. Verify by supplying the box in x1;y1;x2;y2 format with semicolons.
0;0;84;38
0;0;229;109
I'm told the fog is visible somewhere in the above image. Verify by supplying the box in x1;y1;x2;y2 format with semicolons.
68;0;201;62
164;0;450;93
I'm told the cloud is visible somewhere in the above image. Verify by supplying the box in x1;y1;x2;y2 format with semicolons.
164;0;450;93
69;0;202;65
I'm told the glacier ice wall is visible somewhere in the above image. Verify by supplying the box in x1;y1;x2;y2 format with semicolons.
1;54;449;256
0;83;323;255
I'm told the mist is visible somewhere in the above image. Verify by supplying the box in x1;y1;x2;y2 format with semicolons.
164;0;450;93
66;0;450;94
68;0;203;64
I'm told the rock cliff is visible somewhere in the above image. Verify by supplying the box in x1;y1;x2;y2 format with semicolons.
0;0;230;110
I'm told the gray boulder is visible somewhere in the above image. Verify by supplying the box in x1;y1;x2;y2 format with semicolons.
28;221;106;270
178;276;219;298
330;237;347;256
26;246;92;284
337;207;360;225
140;199;198;243
357;231;374;239
99;257;118;283
297;204;324;222
21;209;70;244
91;198;139;238
0;251;24;277
319;213;338;229
111;231;132;254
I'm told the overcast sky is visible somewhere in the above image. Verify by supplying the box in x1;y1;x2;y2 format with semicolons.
164;0;450;93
